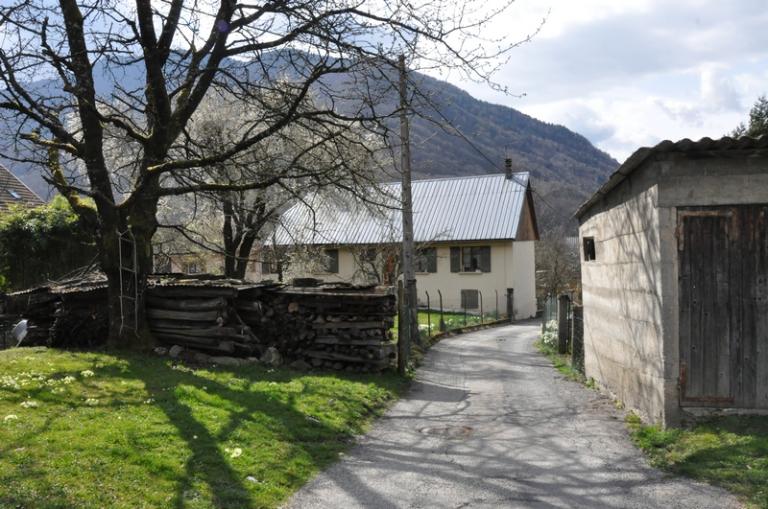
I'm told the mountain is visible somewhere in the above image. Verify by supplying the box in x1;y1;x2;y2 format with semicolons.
1;61;618;231
399;73;618;229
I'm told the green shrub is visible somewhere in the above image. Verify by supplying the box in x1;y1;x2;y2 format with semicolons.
0;196;97;290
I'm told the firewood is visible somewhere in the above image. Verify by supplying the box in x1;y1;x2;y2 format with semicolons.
146;308;220;322
146;296;227;311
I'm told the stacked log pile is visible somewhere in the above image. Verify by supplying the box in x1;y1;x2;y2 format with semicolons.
3;273;397;372
237;284;397;372
49;287;108;348
4;288;58;345
146;280;259;356
0;294;18;348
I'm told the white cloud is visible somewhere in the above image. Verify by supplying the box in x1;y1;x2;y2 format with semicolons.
443;0;768;161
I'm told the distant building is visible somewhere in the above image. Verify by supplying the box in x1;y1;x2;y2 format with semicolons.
0;164;44;212
269;172;540;319
576;135;768;426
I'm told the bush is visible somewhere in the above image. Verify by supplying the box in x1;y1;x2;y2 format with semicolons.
0;196;97;290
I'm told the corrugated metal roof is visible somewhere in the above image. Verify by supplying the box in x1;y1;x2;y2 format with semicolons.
274;172;531;245
0;164;44;211
575;134;768;219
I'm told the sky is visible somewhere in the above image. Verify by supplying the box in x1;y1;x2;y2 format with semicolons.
449;0;768;162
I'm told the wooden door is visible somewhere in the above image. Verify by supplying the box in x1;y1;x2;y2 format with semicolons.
678;205;768;408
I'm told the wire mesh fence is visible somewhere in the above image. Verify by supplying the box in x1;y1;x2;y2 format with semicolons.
540;293;584;374
397;288;514;342
541;295;559;325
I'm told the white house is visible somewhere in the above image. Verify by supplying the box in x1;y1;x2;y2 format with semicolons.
263;171;539;319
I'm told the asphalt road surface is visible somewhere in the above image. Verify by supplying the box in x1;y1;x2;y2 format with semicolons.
286;322;740;509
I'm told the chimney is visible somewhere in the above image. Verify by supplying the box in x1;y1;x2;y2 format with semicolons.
504;157;513;179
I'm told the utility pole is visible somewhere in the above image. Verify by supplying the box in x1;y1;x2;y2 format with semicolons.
398;54;418;375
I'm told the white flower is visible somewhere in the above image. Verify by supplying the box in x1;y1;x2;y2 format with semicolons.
225;447;243;458
144;398;155;404
4;414;18;422
80;370;95;378
0;376;20;390
20;400;39;409
84;398;99;406
62;376;76;384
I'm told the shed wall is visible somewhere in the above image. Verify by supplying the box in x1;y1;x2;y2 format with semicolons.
580;151;768;425
580;179;669;424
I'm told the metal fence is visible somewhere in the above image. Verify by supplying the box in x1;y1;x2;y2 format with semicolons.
541;294;559;325
397;288;514;342
541;293;584;374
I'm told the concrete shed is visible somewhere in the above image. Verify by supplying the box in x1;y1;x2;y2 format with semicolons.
575;135;768;426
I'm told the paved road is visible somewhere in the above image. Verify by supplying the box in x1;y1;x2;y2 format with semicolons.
286;322;740;509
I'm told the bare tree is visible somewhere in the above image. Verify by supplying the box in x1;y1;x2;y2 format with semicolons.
536;225;579;300
161;89;381;279
0;0;531;348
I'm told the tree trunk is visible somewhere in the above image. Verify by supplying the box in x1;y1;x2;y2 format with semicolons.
100;193;158;350
222;195;236;277
232;232;258;279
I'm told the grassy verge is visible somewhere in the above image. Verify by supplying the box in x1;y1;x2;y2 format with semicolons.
534;339;589;384
0;347;408;509
534;320;588;385
626;414;768;508
536;323;768;508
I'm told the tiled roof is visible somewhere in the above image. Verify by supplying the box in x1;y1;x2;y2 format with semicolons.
273;172;531;245
575;135;768;219
0;164;44;211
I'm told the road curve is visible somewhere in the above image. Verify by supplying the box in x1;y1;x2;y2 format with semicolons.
285;322;740;509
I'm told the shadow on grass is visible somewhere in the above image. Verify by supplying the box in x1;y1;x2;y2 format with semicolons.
125;356;405;509
0;349;407;509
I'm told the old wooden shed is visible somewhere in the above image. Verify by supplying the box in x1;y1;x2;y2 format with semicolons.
575;135;768;425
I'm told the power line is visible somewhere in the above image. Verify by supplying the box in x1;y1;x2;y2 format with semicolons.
404;75;558;213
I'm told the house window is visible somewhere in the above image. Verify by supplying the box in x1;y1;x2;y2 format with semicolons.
182;260;201;274
461;289;479;309
360;248;377;264
7;189;21;200
415;247;437;273
450;246;491;273
262;259;278;274
321;249;339;273
260;248;285;275
261;250;278;274
583;237;596;262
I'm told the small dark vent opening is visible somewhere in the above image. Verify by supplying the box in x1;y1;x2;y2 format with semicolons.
583;237;596;262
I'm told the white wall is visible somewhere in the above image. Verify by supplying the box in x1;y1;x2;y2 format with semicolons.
281;240;537;319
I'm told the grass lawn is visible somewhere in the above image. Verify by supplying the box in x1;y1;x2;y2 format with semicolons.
627;414;768;508
0;347;408;509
